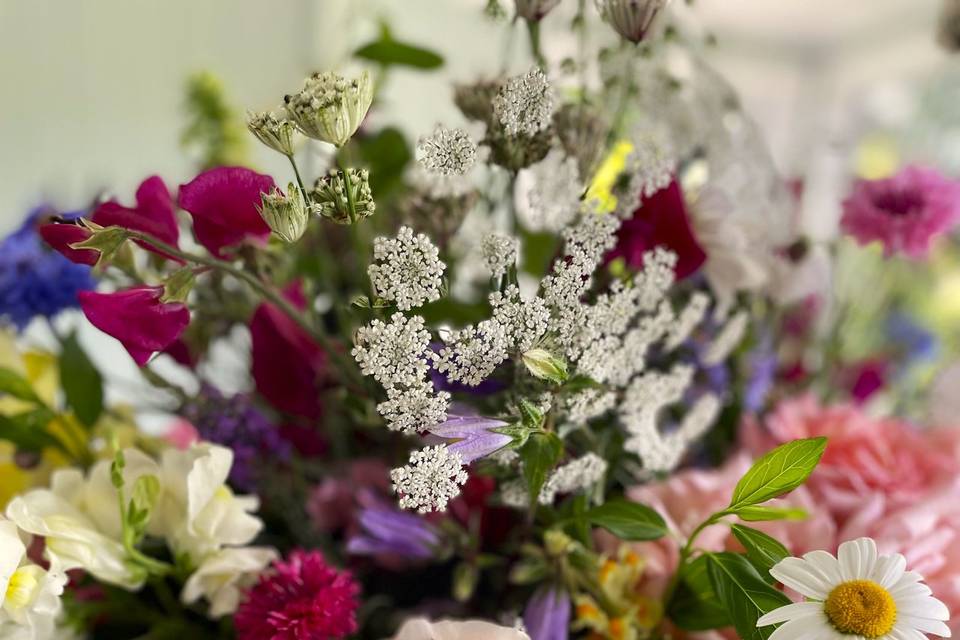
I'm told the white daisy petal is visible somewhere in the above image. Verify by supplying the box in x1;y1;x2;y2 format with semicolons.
803;549;843;585
896;615;952;637
888;627;927;640
769;615;832;640
890;577;932;599
895;594;950;620
771;558;833;599
870;553;906;589
757;601;823;626
837;537;877;581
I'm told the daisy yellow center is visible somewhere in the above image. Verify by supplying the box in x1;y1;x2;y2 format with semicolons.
824;579;896;638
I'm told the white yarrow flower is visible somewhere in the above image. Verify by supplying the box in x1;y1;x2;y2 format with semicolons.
493;68;556;137
368;226;446;311
516;150;583;232
416;126;479;176
391;445;469;513
757;537;951;639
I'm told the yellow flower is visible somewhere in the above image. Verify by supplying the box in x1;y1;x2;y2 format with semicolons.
586;140;634;214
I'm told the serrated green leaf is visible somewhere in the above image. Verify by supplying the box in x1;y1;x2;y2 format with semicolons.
0;367;41;404
585;499;667;541
731;525;789;579
729;438;827;510
59;333;104;428
706;552;792;640
520;432;563;503
733;506;808;522
668;555;730;631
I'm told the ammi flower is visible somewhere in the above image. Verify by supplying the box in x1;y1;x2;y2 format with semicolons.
758;537;951;639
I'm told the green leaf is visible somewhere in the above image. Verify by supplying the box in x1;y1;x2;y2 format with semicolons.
731;525;789;579
729;437;827;510
355;26;444;70
733;506;808;522
59;333;104;428
706;552;792;640
668;555;730;631
127;474;161;543
585;499;667;541
0;367;41;404
0;409;63;454
355;126;412;198
519;432;563;503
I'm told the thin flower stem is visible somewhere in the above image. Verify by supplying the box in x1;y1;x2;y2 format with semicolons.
660;511;727;613
287;153;308;198
525;18;547;68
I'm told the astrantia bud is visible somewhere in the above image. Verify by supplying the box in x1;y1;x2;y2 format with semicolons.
595;0;670;44
258;183;310;242
246;111;297;156
311;168;376;225
514;0;562;21
522;348;569;385
284;70;373;147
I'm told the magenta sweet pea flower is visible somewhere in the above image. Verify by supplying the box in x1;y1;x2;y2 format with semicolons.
841;165;960;259
78;286;190;366
92;175;180;259
179;166;275;257
38;222;97;266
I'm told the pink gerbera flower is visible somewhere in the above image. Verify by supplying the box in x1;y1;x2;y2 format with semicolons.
235;550;359;640
840;165;960;258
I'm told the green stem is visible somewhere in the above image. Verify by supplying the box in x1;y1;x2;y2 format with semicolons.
525;19;547;69
661;511;728;612
607;42;636;145
287;153;308;199
337;157;358;225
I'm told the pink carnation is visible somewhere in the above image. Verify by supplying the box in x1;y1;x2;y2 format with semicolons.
235;549;359;640
840;165;960;259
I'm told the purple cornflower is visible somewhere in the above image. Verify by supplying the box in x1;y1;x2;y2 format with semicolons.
743;330;777;413
427;414;512;463
181;385;291;492
524;585;570;640
346;502;442;560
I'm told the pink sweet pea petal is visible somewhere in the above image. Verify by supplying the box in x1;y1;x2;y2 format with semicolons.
38;223;98;266
179;166;275;258
92;175;181;259
79;286;190;366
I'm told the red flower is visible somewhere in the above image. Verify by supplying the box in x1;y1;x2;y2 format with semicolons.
92;176;180;259
179;167;275;258
607;179;706;279
235;550;359;640
38;223;97;266
250;283;326;419
78;286;190;366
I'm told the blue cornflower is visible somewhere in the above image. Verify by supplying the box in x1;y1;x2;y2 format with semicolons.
886;311;939;366
0;208;95;331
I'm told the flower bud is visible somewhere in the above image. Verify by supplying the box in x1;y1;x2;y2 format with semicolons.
514;0;561;21
595;0;670;44
311;168;376;225
247;111;297;156
522;348;569;385
258;183;310;242
283;70;373;147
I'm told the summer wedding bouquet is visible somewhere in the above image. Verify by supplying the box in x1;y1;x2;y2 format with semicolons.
3;1;960;639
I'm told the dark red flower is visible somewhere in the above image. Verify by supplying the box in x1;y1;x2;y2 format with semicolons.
250;283;326;419
235;550;359;640
78;286;190;366
607;178;706;279
38;223;97;266
92;176;180;259
179;167;275;258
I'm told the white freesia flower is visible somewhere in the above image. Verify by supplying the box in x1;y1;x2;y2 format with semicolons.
0;519;68;640
156;444;263;562
389;618;530;640
757;537;951;639
181;546;277;618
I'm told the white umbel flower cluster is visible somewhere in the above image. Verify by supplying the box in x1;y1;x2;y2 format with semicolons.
377;384;451;433
538;453;608;504
490;285;550;353
416;126;479;176
517;150;583;232
368;226;446;311
703;310;749;366
615;131;676;218
436;319;511;386
493;68;556;137
561;388;617;423
391;445;469;513
481;233;519;278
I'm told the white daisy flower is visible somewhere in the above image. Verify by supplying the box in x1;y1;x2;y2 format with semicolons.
757;537;951;639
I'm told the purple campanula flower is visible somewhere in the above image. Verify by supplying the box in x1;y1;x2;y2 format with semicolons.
524;585;570;640
428;414;512;463
743;330;777;413
347;502;441;560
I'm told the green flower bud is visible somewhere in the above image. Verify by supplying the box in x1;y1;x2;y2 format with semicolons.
283;70;373;147
522;348;569;385
258;183;311;243
311;168;376;225
71;224;130;268
247;110;297;156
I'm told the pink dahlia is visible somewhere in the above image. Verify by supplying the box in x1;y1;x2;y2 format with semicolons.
840;165;960;258
235;550;359;640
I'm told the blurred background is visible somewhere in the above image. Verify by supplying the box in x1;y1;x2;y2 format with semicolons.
2;0;956;236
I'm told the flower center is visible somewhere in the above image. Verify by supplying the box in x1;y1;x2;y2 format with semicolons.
824;579;896;638
4;567;39;610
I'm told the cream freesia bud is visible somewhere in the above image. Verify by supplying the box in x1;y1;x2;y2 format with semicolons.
246;111;297;156
311;168;376;225
283;70;373;147
258;183;310;242
514;0;561;21
594;0;670;44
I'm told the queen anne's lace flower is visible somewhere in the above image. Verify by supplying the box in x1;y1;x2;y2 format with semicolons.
436;319;511;386
377;383;451;433
416;126;479;176
703;310;749;365
493;68;556;137
517;150;583;232
391;445;469;513
490;285;550;352
615;132;676;218
481;233;519;278
368;226;446;311
561;389;617;423
539;453;608;505
352;313;433;388
664;292;710;350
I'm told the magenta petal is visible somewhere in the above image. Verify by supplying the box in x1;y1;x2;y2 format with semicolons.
79;286;190;366
38;223;98;266
92;175;179;251
179;166;275;258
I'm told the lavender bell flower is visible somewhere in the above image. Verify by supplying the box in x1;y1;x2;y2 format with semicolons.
524;585;570;640
427;414;512;463
347;503;441;560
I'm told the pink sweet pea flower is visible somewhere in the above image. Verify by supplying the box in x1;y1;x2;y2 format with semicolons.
38;222;97;266
179;166;275;258
93;175;181;259
78;285;190;366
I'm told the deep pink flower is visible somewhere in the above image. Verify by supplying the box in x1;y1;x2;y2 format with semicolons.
179;167;275;257
250;283;326;419
840;165;960;258
78;286;190;366
92;175;180;259
235;549;359;640
38;222;97;266
607;179;706;279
